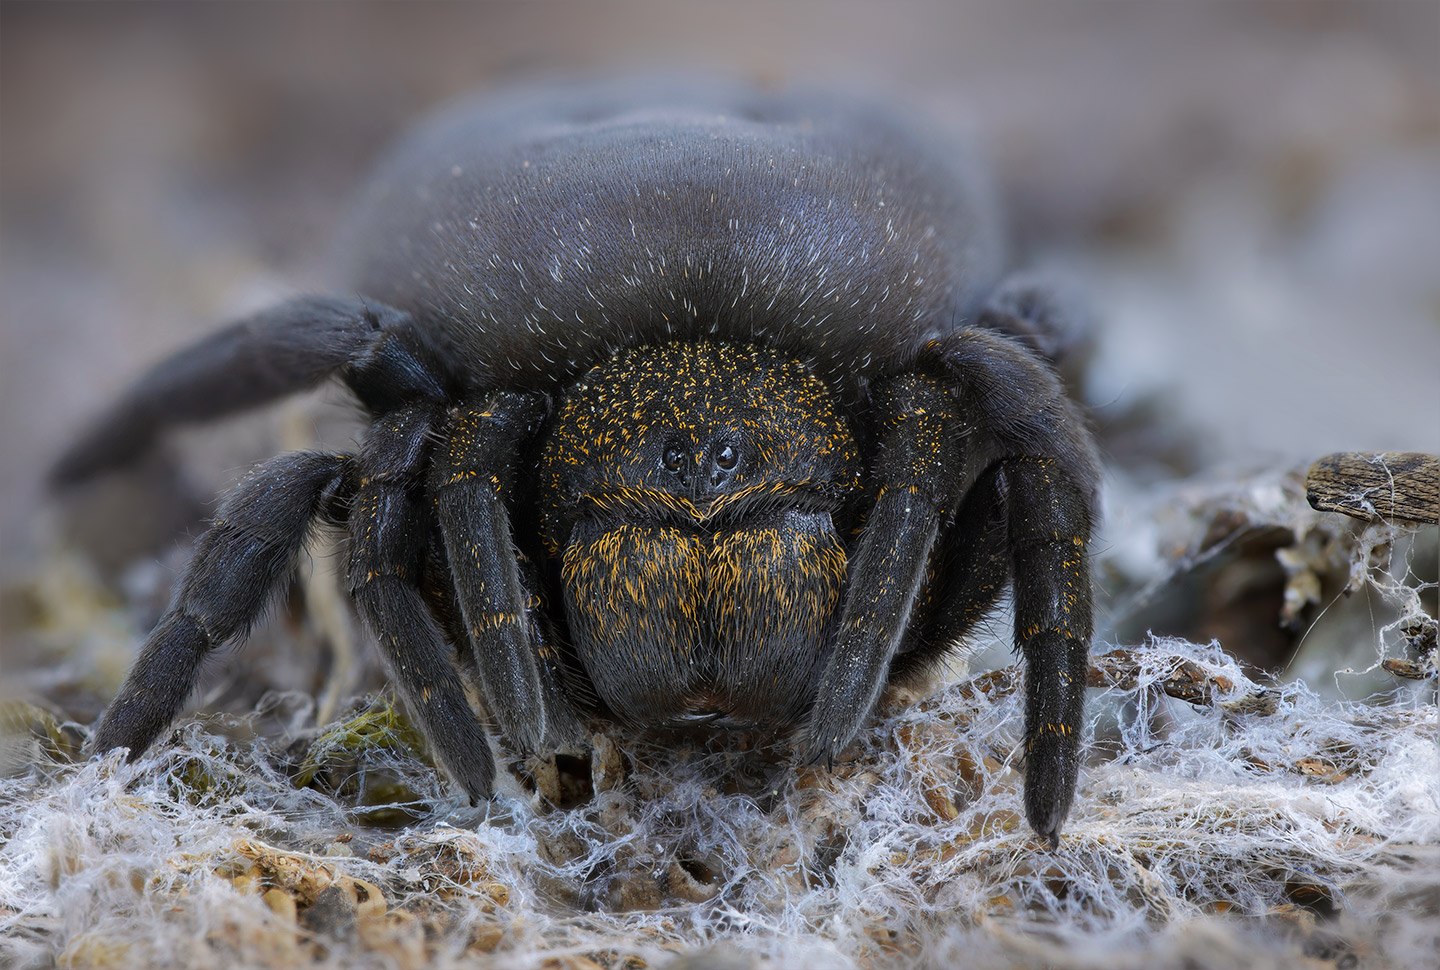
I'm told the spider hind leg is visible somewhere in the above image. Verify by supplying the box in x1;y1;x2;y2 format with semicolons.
51;297;416;486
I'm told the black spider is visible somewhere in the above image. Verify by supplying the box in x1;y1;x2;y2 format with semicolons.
53;81;1098;846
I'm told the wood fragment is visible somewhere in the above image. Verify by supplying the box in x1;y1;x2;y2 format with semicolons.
1305;452;1439;524
1382;657;1433;680
965;649;1280;712
1088;649;1246;708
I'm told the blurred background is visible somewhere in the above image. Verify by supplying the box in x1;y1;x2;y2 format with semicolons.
2;1;1437;690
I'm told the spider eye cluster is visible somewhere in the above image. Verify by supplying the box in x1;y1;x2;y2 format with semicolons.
537;340;861;546
660;439;743;483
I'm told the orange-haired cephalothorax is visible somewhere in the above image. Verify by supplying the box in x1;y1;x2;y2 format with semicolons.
539;342;861;728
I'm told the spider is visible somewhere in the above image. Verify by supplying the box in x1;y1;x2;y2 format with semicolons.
53;80;1098;846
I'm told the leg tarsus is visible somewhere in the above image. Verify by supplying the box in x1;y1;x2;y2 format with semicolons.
1020;632;1083;846
94;613;212;760
353;578;496;802
1007;456;1092;843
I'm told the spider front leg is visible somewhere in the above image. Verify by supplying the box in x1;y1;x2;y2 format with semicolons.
802;373;969;763
1007;456;1092;844
348;407;496;803
804;327;1098;845
892;454;1092;845
431;394;580;753
938;327;1097;845
92;451;354;758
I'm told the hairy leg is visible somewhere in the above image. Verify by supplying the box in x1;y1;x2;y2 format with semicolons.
347;406;496;803
931;326;1097;845
52;296;418;485
804;319;1097;844
802;374;968;763
889;465;1009;682
93;451;353;758
1006;457;1092;844
431;394;581;751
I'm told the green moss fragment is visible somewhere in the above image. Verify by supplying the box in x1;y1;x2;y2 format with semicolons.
293;697;433;827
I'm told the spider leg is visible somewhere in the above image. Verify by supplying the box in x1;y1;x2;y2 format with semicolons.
802;373;968;764
889;464;1009;682
1006;456;1092;846
899;457;1093;849
804;323;1097;845
431;394;581;753
933;326;1098;846
348;406;496;803
974;272;1094;368
419;528;473;676
51;296;421;485
92;450;354;758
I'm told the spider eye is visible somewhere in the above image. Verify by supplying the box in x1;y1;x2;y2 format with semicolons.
662;445;685;472
715;443;738;470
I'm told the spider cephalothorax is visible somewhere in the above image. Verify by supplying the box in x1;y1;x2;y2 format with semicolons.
541;341;861;729
55;80;1098;845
